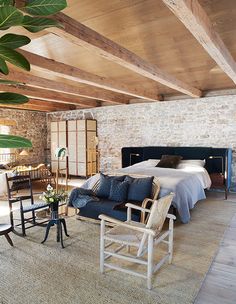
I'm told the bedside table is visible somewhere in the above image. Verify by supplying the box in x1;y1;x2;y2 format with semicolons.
209;172;227;199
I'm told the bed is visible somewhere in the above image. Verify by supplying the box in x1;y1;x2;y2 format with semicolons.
115;159;210;223
120;146;232;223
80;146;231;223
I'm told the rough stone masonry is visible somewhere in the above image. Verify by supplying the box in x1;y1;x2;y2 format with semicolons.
47;94;236;190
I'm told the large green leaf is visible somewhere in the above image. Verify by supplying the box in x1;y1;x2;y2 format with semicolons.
0;6;23;30
0;79;19;84
0;56;8;74
0;134;32;148
0;0;14;6
0;33;31;49
0;45;30;71
0;92;29;104
22;15;63;33
24;0;67;16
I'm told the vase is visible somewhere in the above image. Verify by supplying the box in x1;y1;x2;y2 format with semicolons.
50;201;59;219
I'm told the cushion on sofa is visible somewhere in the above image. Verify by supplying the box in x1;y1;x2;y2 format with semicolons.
124;176;154;202
156;155;182;168
96;173;125;198
108;179;129;202
79;199;140;222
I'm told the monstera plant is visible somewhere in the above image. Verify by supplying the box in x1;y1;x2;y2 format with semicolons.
0;0;67;147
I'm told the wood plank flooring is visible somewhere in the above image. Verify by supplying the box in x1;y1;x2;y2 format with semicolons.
195;213;236;304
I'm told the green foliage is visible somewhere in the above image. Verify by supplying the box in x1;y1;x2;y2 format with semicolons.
0;0;67;148
0;79;19;84
0;6;23;30
0;0;14;6
0;33;30;49
0;56;8;74
0;45;30;72
24;0;67;16
0;92;29;104
0;134;32;148
22;15;63;33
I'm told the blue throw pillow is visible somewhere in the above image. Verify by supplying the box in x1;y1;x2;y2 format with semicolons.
125;176;154;202
108;179;129;202
96;173;126;198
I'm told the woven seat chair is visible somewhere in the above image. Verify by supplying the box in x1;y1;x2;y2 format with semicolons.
99;193;175;289
6;174;49;236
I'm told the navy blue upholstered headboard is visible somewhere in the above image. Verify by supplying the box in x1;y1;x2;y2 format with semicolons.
121;146;232;191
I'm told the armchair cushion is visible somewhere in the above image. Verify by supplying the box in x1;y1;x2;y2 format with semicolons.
96;173;125;198
125;176;154;202
108;179;129;202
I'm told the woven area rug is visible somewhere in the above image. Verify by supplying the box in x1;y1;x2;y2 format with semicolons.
1;194;236;304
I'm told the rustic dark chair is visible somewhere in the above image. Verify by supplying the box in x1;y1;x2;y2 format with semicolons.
5;174;49;236
0;224;13;246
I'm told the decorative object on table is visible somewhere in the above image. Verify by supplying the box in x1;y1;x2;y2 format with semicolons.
99;193;175;290
5;174;49;236
40;185;69;248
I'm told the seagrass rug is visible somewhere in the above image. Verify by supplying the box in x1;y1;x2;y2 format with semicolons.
1;193;236;304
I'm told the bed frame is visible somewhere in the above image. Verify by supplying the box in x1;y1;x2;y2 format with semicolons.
121;146;232;199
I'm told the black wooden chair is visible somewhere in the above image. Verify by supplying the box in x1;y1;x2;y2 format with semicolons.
5;174;49;236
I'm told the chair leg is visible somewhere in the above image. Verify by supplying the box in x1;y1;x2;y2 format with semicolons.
5;233;14;246
168;219;174;264
100;219;105;273
147;234;153;290
20;211;26;237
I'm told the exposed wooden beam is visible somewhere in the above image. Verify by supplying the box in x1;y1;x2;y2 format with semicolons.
49;13;201;97
0;99;74;112
162;0;236;85
0;84;97;108
18;49;161;101
1;70;129;105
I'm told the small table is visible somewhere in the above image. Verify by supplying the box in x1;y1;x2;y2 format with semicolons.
41;209;69;248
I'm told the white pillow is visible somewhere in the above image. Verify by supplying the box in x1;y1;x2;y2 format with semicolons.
177;159;205;169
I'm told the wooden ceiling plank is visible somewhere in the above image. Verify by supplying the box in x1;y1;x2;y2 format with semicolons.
18;49;161;101
0;84;96;108
28;99;76;111
1;70;129;105
162;0;236;85
50;12;202;97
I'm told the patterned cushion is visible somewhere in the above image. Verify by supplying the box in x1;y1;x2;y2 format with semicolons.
125;176;154;202
108;179;129;202
96;173;126;198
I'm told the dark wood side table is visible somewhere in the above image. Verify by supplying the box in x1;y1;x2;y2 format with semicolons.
41;209;69;248
209;173;227;199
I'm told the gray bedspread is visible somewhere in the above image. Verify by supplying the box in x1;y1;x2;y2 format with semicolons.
81;166;207;224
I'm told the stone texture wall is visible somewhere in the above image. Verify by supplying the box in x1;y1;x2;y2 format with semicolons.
47;95;236;187
0;109;47;165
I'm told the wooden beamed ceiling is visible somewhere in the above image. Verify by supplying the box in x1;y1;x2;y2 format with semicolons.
0;0;236;112
162;0;236;85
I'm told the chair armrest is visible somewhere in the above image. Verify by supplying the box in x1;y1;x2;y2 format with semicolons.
167;214;176;220
125;203;151;213
142;198;155;209
98;214;155;236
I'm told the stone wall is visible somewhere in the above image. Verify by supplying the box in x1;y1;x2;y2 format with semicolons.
0;109;47;165
47;95;236;187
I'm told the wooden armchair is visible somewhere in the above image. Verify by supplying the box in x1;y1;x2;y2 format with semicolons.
99;193;175;289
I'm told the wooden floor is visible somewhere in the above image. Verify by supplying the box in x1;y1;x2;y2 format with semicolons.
195;213;236;304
